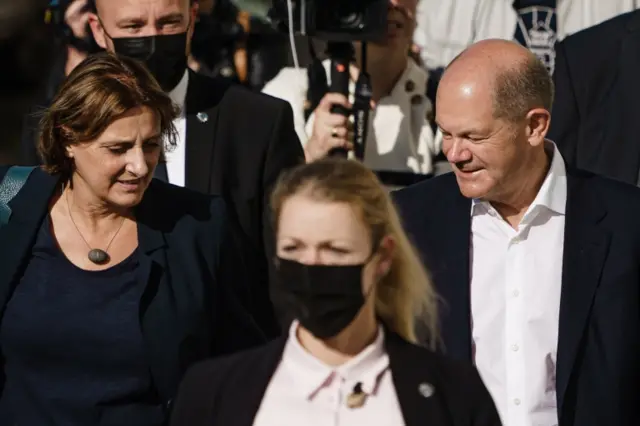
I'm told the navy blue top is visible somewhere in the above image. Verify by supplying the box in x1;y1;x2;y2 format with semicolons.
0;217;163;426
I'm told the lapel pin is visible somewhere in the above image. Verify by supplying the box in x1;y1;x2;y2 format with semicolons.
220;66;234;78
418;382;434;398
196;112;209;123
346;382;367;409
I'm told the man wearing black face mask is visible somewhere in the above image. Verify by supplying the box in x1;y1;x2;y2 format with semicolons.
20;0;304;338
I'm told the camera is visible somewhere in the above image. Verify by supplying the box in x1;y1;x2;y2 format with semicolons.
235;0;389;42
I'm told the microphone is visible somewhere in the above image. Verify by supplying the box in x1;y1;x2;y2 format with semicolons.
346;382;367;409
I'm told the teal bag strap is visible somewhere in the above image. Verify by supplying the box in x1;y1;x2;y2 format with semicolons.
0;166;36;226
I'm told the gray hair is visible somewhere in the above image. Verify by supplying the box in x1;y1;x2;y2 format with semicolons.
493;55;554;121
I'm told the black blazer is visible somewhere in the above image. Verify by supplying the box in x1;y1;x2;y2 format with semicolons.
20;70;305;336
393;170;640;426
0;166;267;412
548;10;640;184
169;331;501;426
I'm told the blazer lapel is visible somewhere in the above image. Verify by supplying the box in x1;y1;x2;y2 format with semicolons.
436;178;473;361
386;333;450;426
612;14;640;183
134;184;176;402
556;169;610;418
229;337;288;425
184;71;225;194
0;169;59;318
185;109;217;194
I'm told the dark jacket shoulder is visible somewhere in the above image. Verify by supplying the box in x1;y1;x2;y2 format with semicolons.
384;333;500;426
171;333;500;426
561;9;638;48
394;172;458;202
188;71;291;118
568;167;640;223
392;173;461;221
169;337;286;425
137;179;227;229
176;336;286;390
556;10;640;82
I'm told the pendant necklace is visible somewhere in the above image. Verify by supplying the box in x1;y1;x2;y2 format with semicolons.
65;189;126;265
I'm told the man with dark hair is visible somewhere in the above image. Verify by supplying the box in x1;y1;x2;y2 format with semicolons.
394;39;640;426
20;0;304;337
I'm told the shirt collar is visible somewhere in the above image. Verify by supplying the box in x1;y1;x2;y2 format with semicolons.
282;320;389;399
471;141;567;219
168;70;189;111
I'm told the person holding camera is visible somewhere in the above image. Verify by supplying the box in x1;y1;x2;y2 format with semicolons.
262;0;442;185
168;158;500;426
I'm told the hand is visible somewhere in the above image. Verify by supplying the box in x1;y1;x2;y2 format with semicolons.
409;43;424;67
64;0;91;39
305;93;354;162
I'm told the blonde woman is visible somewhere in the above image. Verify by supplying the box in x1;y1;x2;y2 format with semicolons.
169;159;500;426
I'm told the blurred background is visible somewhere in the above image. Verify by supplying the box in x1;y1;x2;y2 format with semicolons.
0;0;322;164
0;0;54;163
3;0;637;167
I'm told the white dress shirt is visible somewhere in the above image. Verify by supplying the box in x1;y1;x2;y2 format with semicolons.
164;70;189;187
470;142;566;426
253;321;405;426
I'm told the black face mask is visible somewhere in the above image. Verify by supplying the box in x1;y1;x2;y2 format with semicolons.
111;32;188;92
63;23;101;54
275;257;373;339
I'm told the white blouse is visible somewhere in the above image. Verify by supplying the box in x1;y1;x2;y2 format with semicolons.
253;321;406;426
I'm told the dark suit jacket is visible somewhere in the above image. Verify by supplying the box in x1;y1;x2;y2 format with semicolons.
393;170;640;426
169;331;501;426
0;166;266;414
549;10;640;184
20;70;305;336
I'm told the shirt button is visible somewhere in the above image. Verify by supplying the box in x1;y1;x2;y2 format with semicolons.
512;289;520;297
514;398;521;405
511;344;519;352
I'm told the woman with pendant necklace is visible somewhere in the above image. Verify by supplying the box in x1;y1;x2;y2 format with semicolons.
0;52;265;426
169;158;501;426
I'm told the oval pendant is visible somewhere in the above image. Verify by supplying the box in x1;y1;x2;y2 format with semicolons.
88;249;110;265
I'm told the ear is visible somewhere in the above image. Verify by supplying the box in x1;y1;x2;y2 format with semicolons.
376;235;396;279
189;1;199;30
185;1;199;55
525;108;551;148
88;13;109;50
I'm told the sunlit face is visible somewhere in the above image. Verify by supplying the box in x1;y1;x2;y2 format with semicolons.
90;0;197;53
436;80;531;201
67;106;162;209
276;194;388;296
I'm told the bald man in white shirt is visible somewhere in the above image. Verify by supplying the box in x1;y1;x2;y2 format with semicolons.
394;39;640;426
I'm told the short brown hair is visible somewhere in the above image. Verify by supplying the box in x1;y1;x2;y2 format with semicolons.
493;55;554;121
271;158;439;348
38;52;179;177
